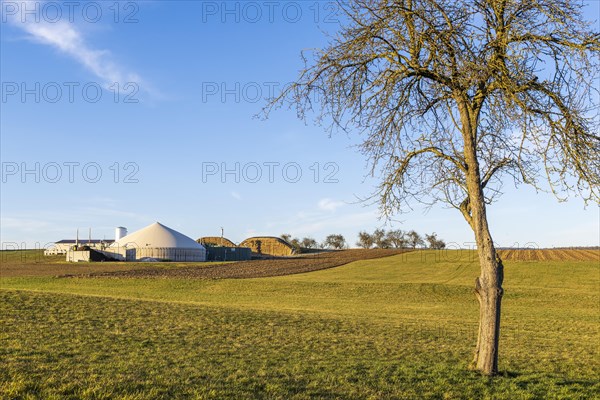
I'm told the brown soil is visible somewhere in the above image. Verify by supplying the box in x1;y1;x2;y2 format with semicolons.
498;249;599;262
72;249;410;279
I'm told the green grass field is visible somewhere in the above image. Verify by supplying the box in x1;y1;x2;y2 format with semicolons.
1;250;598;399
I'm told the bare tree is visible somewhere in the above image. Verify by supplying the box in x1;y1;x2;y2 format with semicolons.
372;228;391;248
425;232;446;249
265;0;599;375
386;229;407;248
356;231;375;248
324;234;347;249
291;238;302;253
301;237;319;249
406;230;425;249
281;234;301;252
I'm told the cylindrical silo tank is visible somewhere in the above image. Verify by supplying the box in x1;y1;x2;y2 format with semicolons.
115;227;127;240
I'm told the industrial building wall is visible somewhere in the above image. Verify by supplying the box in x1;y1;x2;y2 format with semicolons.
133;247;206;262
206;246;251;261
66;251;91;262
45;243;74;255
66;249;124;262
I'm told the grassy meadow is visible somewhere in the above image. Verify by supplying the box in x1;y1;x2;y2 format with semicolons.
1;250;598;399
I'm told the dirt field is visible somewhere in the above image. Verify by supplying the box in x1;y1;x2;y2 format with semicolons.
74;249;409;279
0;260;184;278
2;248;596;280
498;248;599;262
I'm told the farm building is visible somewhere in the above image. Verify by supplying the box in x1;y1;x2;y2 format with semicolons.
198;236;237;247
66;248;120;262
106;222;207;262
239;236;296;257
45;239;114;255
204;246;252;261
198;237;251;261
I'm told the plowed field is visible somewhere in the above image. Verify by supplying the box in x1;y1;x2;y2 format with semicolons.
78;249;410;279
498;248;599;261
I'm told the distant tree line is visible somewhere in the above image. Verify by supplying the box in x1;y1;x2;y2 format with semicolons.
280;230;445;252
281;233;347;251
357;229;445;250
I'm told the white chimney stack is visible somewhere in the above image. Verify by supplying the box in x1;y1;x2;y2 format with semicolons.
115;227;127;241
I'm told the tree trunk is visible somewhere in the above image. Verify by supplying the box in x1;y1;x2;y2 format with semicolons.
470;220;504;375
459;99;504;376
467;175;504;376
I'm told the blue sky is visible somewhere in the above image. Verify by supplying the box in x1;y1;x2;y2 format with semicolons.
1;0;598;249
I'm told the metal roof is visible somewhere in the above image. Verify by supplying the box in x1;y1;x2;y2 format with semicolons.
56;239;115;244
110;222;205;249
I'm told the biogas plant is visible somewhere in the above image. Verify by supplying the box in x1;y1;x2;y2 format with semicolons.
44;223;297;263
46;222;208;262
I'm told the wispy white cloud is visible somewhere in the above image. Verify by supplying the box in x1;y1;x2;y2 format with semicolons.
5;0;144;90
231;191;242;201
318;198;346;212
